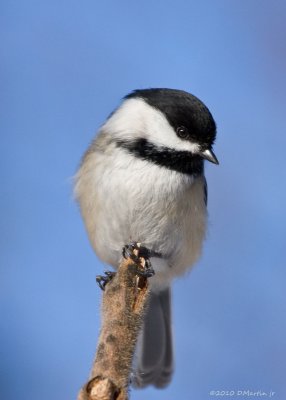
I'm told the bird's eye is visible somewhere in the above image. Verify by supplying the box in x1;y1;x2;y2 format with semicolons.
176;126;189;139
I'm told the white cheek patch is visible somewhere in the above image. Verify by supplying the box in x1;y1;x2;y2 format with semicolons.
102;98;201;154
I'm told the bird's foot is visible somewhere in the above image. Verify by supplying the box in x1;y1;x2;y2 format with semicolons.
136;257;155;278
96;270;116;291
122;242;155;278
122;241;139;261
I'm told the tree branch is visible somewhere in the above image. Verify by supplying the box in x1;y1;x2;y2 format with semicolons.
77;244;150;400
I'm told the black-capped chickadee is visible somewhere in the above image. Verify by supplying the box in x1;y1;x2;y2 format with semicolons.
75;88;218;388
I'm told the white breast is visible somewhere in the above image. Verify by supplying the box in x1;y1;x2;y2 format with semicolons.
75;137;207;288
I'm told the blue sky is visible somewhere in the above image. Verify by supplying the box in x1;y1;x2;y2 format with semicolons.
1;1;286;399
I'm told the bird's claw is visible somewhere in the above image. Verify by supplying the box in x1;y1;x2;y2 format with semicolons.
96;270;116;290
122;241;140;262
122;242;155;277
136;257;155;278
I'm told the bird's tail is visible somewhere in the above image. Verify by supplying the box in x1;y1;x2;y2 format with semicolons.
132;287;173;388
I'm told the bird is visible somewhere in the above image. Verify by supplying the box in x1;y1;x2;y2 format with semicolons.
74;88;218;388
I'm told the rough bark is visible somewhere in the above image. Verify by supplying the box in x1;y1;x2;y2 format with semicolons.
78;244;150;400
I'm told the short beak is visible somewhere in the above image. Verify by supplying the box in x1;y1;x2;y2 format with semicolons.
200;148;219;165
